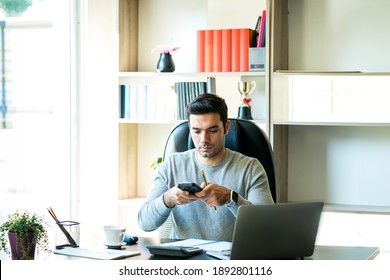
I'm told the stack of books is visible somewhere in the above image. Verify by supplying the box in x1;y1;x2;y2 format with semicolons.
120;84;176;121
174;82;207;120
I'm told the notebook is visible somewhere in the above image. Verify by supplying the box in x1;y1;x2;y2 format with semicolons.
207;201;324;260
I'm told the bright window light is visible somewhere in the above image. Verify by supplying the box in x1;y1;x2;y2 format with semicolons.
0;0;74;223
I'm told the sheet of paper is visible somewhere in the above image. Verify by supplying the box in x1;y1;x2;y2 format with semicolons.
162;239;232;252
197;241;232;251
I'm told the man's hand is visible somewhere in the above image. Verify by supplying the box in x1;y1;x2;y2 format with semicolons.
163;187;199;208
195;182;231;207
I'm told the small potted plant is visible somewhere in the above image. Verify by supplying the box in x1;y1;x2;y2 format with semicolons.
0;0;32;16
0;210;51;260
151;45;180;73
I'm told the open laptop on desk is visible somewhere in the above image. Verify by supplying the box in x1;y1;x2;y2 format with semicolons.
207;201;324;260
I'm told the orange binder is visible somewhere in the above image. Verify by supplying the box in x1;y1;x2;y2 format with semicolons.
231;28;241;72
222;29;232;72
240;28;252;72
205;29;214;72
197;30;205;72
213;29;222;72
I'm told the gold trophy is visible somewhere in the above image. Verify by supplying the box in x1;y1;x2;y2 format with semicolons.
237;81;256;120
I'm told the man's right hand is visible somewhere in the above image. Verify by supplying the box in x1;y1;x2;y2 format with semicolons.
163;187;199;208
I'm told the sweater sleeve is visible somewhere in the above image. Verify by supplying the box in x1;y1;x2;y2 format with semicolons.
137;160;173;232
225;155;274;216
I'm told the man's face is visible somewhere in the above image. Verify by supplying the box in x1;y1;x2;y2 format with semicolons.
189;113;229;160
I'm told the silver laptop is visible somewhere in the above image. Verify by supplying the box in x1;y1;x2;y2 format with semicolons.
207;202;324;260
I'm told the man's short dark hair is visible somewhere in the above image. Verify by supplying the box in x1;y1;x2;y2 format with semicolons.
186;93;228;127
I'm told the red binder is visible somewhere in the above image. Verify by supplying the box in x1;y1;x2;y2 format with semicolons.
205;29;214;72
257;10;266;48
222;29;232;72
231;28;241;72
240;28;251;72
197;30;205;72
213;29;222;72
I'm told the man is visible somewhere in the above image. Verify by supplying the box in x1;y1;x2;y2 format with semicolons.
138;93;274;241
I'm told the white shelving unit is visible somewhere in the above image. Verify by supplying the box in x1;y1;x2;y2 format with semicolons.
118;0;269;198
270;0;390;212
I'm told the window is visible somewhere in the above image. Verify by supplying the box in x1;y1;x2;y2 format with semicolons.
0;1;76;222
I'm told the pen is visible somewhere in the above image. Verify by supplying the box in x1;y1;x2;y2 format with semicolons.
201;169;218;213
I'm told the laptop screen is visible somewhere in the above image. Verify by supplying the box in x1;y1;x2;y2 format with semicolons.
230;202;324;260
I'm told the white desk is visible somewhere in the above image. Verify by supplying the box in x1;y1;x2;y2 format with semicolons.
49;237;380;260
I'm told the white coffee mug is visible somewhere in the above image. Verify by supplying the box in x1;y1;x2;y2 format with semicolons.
103;225;126;245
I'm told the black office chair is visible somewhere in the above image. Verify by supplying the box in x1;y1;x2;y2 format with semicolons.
163;118;277;202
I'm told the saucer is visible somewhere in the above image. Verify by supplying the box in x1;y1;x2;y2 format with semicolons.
104;242;126;250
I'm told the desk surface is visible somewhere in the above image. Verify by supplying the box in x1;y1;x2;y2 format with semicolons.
52;237;380;260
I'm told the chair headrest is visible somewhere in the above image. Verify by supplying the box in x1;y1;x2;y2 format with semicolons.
225;119;240;152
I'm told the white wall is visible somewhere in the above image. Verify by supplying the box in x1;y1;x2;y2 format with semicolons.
288;126;390;206
138;0;207;72
78;0;119;238
289;0;390;72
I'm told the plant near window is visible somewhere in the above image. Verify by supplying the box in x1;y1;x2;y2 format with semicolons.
0;210;51;260
0;0;32;16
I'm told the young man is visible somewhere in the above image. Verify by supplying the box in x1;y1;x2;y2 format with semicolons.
138;93;274;241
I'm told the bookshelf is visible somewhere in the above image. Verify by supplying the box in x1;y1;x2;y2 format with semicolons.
270;0;390;211
118;0;269;198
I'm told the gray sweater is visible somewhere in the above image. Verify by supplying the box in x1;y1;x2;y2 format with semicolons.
138;148;274;241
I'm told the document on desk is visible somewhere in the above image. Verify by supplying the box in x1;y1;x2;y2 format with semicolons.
54;247;141;260
162;238;232;252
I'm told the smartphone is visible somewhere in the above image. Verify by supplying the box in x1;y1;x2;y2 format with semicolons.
177;183;202;194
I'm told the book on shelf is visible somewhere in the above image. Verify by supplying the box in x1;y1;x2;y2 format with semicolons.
254;15;261;47
231;28;241;72
221;29;232;72
213;29;222;72
146;84;156;120
174;81;207;120
235;28;257;72
239;28;257;72
197;30;205;72
137;84;148;120
120;85;130;118
129;83;138;120
205;29;214;72
257;10;266;48
155;84;166;120
261;20;266;48
254;14;261;38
